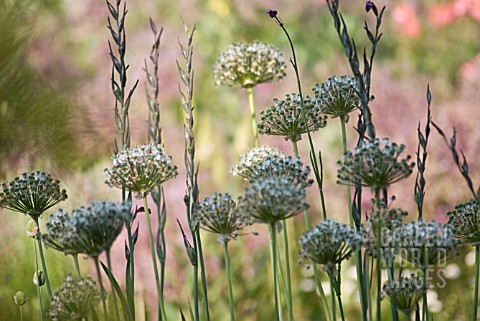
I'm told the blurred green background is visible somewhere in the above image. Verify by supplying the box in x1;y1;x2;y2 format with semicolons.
1;0;480;320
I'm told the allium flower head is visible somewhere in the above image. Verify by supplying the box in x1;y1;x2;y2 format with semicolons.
391;220;459;268
105;144;178;198
300;220;362;272
337;138;414;190
231;146;285;179
193;193;249;244
213;41;286;88
312;75;361;121
0;171;68;220
49;275;101;321
14;291;27;306
383;274;423;314
258;93;327;142
43;201;130;257
447;199;480;246
241;176;307;224
363;202;407;259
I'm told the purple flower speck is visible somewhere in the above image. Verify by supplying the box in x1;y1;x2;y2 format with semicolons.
266;9;278;18
365;1;378;15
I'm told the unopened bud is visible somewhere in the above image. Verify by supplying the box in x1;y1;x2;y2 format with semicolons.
33;270;45;286
25;219;38;238
14;291;27;306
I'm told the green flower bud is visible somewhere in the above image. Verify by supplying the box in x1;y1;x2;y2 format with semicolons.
14;291;27;306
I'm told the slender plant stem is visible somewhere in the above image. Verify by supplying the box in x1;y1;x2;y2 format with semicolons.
247;87;259;147
375;189;382;321
474;245;480;321
34;220;52;300
196;232;210;321
107;250;121;321
142;196;167;321
33;239;44;321
223;242;236;321
331;280;337;321
19;306;23;321
73;254;82;278
282;219;295;321
93;257;108;320
269;223;280;321
365;255;373;321
422;257;429;321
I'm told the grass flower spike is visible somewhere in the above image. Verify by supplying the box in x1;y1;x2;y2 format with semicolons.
241;176;307;224
447;199;480;246
48;275;101;321
382;274;423;315
299;220;363;270
0;171;67;220
313;75;361;121
258;93;327;142
105;144;178;197
337;138;414;190
193;193;249;244
213;41;286;88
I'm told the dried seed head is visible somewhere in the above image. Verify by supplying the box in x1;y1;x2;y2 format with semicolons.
447;199;480;246
258;93;327;142
49;275;101;321
337;138;414;190
105;144;178;198
383;274;423;315
43;201;131;257
213;41;286;88
299;220;363;271
193;193;250;244
313;75;361;120
0;171;68;220
241;176;308;224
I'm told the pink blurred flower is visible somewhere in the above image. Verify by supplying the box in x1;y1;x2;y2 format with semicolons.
429;0;480;27
392;2;421;38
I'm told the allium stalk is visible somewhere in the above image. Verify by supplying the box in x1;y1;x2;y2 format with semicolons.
14;291;27;321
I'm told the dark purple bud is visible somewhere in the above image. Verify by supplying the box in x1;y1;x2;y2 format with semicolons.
266;9;278;18
365;1;378;15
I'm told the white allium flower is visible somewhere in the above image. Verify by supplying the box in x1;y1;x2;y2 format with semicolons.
337;138;414;190
49;275;101;321
193;193;250;244
447;199;480;246
105;144;177;197
312;75;361;120
231;146;285;178
241;176;308;224
383;274;423;315
299;220;363;271
213;41;286;88
258;93;327;142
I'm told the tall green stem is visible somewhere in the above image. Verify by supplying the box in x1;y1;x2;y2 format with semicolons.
269;223;280;321
247;87;259;147
375;189;382;321
474;245;480;321
19;306;23;321
34;220;52;300
94;257;108;320
107;250;121;321
33;239;44;321
282;220;295;321
73;255;82;278
340;116;354;227
142;196;167;321
223;242;236;321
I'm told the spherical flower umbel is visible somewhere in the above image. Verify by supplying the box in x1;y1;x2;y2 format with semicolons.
299;220;363;271
14;291;27;306
258;93;327;142
313;75;361;121
382;274;423;315
0;171;68;220
337;138;414;190
105;144;178;198
447;199;480;246
43;201;131;257
213;41;286;88
231;146;285;179
49;275;101;321
241;176;308;224
391;220;459;268
193;193;249;244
